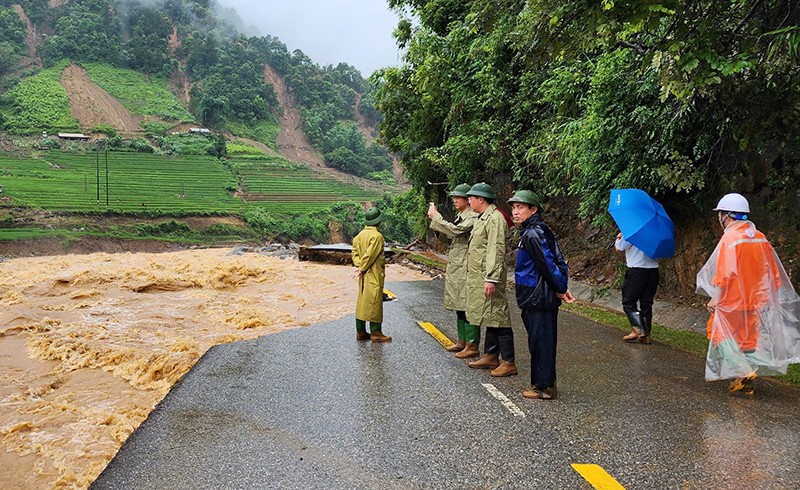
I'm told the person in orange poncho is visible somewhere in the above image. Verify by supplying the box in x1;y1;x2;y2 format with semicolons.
697;193;800;395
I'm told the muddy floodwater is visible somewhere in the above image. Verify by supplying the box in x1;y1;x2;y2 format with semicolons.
0;248;430;489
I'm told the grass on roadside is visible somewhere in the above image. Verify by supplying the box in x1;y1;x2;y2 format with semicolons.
563;300;800;387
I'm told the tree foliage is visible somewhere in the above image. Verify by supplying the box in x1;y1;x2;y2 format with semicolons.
377;0;800;218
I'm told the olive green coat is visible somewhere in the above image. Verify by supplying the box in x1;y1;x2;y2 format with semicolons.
429;208;477;311
466;204;512;328
352;225;385;323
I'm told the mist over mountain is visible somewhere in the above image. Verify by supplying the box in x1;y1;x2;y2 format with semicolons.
213;0;403;76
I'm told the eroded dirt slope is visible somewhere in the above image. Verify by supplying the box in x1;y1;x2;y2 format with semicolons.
262;63;325;166
262;64;392;191
10;4;42;72
60;64;142;136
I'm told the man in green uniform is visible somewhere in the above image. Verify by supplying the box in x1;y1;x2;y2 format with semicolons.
464;182;517;377
427;183;479;357
352;207;391;342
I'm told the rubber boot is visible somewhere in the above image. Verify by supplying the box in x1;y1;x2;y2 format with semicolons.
489;360;517;377
456;323;480;358
369;322;392;343
446;319;467;352
356;319;370;341
468;353;499;369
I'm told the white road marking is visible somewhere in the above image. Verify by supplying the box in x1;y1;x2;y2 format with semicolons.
481;383;526;418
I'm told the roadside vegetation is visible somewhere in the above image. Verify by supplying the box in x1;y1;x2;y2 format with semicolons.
376;0;800;297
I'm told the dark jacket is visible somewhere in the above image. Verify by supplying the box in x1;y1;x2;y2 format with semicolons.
514;212;569;311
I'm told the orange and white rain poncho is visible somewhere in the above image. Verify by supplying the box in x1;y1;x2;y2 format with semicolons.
696;220;800;381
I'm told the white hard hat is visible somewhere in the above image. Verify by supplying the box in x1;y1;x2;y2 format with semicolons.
713;193;750;213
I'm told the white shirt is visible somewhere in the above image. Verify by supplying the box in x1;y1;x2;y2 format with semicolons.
615;237;659;269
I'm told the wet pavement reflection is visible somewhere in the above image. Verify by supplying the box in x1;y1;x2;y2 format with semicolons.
94;280;800;489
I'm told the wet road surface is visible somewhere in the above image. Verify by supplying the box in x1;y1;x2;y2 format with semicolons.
93;280;800;489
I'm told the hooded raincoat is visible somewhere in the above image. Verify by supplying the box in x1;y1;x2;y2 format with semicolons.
429;208;478;311
466;204;512;328
696;220;800;380
352;225;385;323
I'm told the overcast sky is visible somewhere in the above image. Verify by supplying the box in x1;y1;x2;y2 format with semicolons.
215;0;404;76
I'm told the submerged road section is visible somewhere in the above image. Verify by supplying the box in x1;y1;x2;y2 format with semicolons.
93;280;800;489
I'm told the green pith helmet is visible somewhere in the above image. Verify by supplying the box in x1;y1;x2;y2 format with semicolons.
507;190;542;208
365;207;383;226
466;182;495;200
448;183;472;197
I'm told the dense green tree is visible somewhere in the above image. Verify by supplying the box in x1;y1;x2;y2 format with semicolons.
0;7;25;53
377;0;800;218
42;0;123;64
125;6;172;75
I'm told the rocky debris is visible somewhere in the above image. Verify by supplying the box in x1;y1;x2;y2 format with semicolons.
226;246;254;256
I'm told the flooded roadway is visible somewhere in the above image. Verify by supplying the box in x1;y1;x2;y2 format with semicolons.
94;280;800;489
0;249;429;489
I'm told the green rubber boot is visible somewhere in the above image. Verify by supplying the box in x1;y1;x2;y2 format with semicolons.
356;319;370;341
447;319;467;352
370;322;392;343
455;322;480;358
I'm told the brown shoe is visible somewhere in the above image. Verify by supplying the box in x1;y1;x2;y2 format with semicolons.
370;332;392;343
623;328;641;342
728;372;757;393
455;342;480;359
522;386;557;400
468;354;500;369
356;331;371;341
446;339;466;352
638;334;652;344
489;361;517;377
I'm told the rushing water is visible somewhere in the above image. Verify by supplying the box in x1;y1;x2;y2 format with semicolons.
0;248;429;489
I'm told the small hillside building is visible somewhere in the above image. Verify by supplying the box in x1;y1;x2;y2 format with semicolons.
57;133;90;141
188;128;212;135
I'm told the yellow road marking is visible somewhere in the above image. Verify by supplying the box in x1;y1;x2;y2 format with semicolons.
417;321;454;349
383;288;397;300
571;464;626;490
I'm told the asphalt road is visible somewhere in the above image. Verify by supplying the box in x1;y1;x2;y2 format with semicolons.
92;280;800;489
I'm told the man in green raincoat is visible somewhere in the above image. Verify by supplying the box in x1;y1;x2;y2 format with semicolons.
427;183;479;357
464;182;517;377
352;207;391;342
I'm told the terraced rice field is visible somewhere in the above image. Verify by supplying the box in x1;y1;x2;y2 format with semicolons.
230;158;379;213
0;152;383;215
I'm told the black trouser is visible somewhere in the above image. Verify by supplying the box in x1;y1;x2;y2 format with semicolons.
621;267;660;335
457;310;467;321
484;327;514;361
521;308;558;390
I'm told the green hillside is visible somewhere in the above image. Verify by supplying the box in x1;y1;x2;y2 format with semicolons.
0;0;392;183
0;152;382;214
0;0;407;246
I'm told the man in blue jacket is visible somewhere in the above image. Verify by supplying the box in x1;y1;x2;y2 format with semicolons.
507;190;574;400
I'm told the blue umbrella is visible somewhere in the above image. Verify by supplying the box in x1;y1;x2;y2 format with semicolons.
608;189;675;259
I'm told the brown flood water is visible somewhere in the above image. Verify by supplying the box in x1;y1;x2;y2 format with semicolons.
0;248;429;489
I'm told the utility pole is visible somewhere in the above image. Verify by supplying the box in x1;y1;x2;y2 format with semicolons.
96;143;101;204
105;148;109;208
